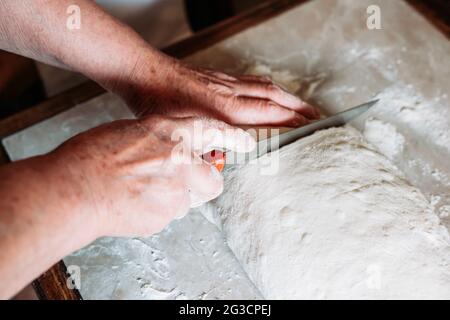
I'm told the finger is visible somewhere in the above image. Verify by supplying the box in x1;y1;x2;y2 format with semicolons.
204;70;271;84
237;74;273;84
182;154;224;208
202;69;238;82
225;97;310;127
231;81;320;119
172;117;257;154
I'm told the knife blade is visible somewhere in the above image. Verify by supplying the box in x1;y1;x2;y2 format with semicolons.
253;98;379;159
204;99;378;171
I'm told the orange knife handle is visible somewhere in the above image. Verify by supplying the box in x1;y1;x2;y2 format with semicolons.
202;150;226;172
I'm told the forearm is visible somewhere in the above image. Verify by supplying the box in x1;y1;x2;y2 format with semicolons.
0;154;96;299
0;115;254;299
0;0;174;98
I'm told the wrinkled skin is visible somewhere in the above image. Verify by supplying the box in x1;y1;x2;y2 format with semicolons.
56;116;255;236
0;116;255;298
128;62;320;126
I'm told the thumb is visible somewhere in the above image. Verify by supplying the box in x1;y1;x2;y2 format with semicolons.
181;153;224;209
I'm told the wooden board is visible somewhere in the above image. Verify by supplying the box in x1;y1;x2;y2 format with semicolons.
0;0;448;299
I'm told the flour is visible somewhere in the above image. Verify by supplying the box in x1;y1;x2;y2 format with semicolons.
204;126;450;299
368;85;450;156
359;85;450;228
363;118;405;161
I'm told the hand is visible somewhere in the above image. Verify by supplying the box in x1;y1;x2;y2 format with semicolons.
124;60;320;127
52;116;255;237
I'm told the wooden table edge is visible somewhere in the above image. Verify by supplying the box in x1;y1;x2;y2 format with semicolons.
405;0;450;39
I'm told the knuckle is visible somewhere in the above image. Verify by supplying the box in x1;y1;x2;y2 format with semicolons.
207;82;234;96
141;115;173;131
214;71;237;82
141;114;167;124
225;95;240;111
267;103;292;118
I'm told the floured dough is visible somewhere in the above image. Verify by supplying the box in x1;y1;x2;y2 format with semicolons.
203;126;450;299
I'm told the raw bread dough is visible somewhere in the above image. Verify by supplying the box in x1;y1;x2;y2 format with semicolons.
203;127;450;299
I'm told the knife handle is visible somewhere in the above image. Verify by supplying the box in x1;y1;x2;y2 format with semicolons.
202;150;226;172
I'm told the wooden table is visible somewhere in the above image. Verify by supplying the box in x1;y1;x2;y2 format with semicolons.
0;0;448;300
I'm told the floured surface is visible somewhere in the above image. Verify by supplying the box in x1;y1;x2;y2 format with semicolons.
2;94;135;161
2;0;449;299
65;212;261;299
186;0;450;228
205;127;450;299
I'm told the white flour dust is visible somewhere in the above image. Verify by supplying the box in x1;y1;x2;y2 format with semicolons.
204;127;450;299
368;85;450;156
360;85;450;228
364;118;405;161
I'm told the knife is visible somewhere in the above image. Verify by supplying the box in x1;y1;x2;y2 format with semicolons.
204;99;379;172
